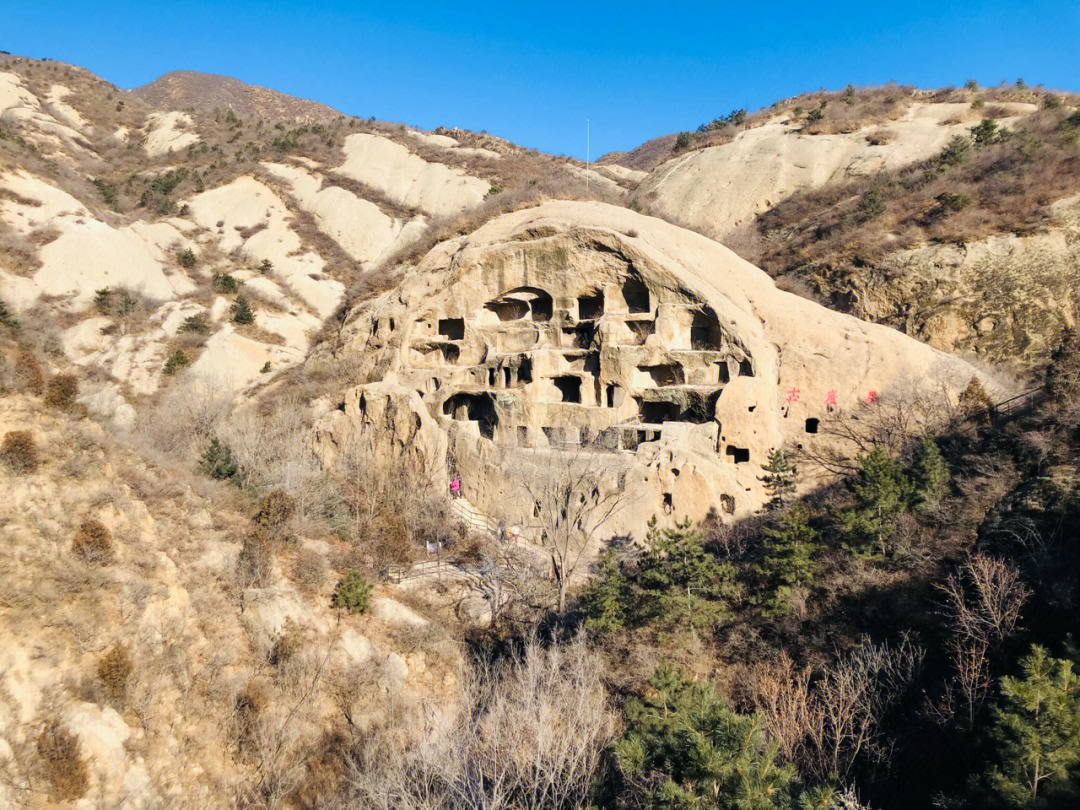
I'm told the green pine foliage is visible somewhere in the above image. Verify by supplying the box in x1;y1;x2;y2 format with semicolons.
162;349;189;375
760;448;798;510
212;273;239;293
231;294;254;325
911;435;950;512
0;298;18;330
179;312;210;334
841;448;913;555
177;248;197;268
200;437;240;484
606;663;813;810
582;551;630;636
332;569;371;613
581;522;738;638
982;646;1080;807
757;503;819;617
635;520;738;635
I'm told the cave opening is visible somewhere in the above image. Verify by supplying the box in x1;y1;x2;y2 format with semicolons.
623;277;651;313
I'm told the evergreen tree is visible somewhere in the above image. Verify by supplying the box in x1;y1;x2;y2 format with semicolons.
609;664;807;810
636;520;738;634
760;448;798;510
842;448;912;555
985;646;1080;807
959;376;994;419
200;437;239;483
582;551;630;636
758;504;819;617
911;435;950;512
232;294;254;325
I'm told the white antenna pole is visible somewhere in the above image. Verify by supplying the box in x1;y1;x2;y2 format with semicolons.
586;118;590;194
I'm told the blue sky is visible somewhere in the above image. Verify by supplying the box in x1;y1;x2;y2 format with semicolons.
4;1;1077;158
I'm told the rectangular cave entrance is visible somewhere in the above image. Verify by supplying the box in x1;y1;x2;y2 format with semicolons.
691;308;721;349
578;291;604;320
623;277;651;314
638;363;684;386
438;318;465;340
725;445;750;464
554;376;582;403
636;389;719;424
639;399;679;423
443;392;497;439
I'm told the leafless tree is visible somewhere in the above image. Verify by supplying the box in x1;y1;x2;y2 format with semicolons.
506;447;633;613
799;374;966;476
934;553;1030;724
751;636;924;781
349;632;615;810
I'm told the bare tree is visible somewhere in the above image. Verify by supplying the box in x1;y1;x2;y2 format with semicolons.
506;446;633;613
799;375;965;476
751;636;924;781
935;553;1030;723
349;632;615;810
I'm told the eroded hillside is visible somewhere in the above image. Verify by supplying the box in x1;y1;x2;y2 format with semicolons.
607;84;1080;368
0;55;621;419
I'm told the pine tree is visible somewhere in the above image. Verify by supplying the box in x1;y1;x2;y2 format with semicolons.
582;551;630;636
842;448;912;555
232;294;254;325
636;520;737;634
200;437;239;483
610;664;806;810
759;503;819;617
759;448;798;510
986;645;1080;806
911;435;950;512
959;376;994;419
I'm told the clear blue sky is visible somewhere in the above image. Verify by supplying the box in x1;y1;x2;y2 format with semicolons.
4;1;1077;158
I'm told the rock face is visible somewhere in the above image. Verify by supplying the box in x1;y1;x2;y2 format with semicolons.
318;201;988;538
828;195;1080;364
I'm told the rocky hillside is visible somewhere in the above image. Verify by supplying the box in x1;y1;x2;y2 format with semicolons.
0;54;620;423
601;84;1080;368
3;53;1079;810
130;70;342;124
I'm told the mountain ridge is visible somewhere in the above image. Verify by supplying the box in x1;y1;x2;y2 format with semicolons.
130;69;343;124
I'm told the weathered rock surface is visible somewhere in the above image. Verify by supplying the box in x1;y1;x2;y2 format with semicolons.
317;201;990;539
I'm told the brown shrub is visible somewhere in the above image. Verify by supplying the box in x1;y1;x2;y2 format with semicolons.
866;128;895;145
72;518;114;565
14;350;44;393
36;719;89;801
253;488;296;536
44;373;79;410
237;529;274;588
292;547;327;591
233;680;267;756
97;643;133;705
268;620;302;667
1;429;39;473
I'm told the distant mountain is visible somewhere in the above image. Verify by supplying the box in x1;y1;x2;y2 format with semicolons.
130;70;342;124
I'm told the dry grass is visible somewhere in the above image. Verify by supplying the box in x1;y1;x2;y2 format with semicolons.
754;108;1080;274
605;83;1080;172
